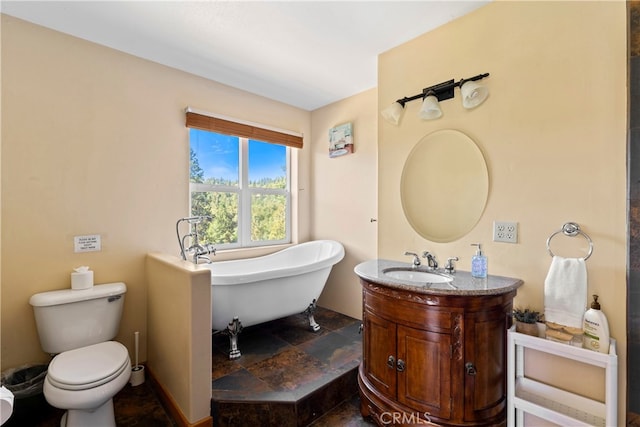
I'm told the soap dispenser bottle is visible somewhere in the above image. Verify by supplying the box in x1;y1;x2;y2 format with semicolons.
471;243;487;278
583;295;610;354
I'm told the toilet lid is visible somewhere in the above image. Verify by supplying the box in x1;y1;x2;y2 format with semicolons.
47;341;130;391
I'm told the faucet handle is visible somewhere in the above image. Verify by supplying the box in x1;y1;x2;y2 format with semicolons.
404;251;421;267
445;257;459;273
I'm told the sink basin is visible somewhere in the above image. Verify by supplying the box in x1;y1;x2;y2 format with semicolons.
382;268;453;284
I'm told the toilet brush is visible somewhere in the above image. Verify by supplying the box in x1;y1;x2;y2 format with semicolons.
135;331;139;367
130;331;145;386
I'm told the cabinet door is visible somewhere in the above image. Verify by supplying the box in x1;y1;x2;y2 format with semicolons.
396;324;452;420
363;310;397;398
463;308;508;423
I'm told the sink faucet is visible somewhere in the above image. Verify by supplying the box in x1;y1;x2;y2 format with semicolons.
422;251;438;270
404;251;421;268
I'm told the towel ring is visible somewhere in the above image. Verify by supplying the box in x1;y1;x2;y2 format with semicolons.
546;222;593;260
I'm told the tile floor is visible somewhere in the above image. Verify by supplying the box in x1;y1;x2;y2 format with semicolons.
5;307;374;427
4;379;176;427
211;306;374;426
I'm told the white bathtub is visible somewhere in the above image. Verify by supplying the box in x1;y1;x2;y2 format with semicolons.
201;240;345;358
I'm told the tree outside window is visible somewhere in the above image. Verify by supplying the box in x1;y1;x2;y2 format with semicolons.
189;128;290;248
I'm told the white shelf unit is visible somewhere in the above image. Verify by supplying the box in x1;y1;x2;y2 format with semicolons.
507;326;618;427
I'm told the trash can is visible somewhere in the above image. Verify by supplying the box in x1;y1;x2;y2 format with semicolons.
0;364;49;426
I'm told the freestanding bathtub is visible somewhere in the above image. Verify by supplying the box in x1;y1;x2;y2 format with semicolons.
201;240;345;359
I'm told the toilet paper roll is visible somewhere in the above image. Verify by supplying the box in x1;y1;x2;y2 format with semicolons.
0;386;14;425
71;267;93;290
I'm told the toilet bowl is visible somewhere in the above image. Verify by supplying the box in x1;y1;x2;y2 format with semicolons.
29;282;130;427
0;386;14;425
43;341;131;426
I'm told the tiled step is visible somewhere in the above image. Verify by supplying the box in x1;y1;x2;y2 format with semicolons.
212;366;358;427
210;308;363;427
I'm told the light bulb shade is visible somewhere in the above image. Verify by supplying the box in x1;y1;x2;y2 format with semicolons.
381;101;405;125
461;80;489;109
418;95;442;120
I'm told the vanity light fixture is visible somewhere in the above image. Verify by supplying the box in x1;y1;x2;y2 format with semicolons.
381;72;490;125
418;91;442;120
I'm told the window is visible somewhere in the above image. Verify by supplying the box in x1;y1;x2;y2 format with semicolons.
186;111;301;249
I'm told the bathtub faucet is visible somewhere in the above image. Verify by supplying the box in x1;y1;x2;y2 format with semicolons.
181;215;211;224
188;243;217;264
176;216;216;263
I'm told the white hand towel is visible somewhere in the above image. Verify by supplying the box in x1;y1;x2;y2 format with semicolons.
544;256;587;328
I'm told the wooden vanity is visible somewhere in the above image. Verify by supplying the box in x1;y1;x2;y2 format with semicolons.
355;260;523;427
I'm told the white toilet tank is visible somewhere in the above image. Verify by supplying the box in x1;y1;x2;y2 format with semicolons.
29;282;126;354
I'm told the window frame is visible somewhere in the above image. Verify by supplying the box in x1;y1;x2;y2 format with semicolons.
189;132;292;250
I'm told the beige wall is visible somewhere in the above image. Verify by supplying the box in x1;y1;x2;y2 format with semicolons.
146;253;211;424
0;1;630;422
378;1;627;421
0;14;3;373
311;88;378;319
0;14;311;369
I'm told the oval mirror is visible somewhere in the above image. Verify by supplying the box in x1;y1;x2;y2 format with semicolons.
401;129;489;242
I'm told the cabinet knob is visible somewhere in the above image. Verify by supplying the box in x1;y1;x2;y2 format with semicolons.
387;355;395;369
396;359;406;372
465;362;477;376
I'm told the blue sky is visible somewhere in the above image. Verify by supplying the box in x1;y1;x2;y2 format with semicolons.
190;129;285;182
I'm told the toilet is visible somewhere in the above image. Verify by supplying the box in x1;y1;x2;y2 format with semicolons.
29;282;131;427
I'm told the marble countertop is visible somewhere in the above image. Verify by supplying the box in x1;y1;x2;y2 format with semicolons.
354;259;523;296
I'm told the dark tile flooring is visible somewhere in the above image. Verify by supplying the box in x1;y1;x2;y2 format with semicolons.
211;306;374;427
4;379;176;427
6;307;374;427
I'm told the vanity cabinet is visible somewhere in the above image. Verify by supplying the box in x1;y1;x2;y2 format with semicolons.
358;279;517;427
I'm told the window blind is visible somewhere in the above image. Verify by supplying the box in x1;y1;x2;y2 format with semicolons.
185;110;303;149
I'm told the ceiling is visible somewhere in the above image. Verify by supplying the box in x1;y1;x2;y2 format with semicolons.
1;1;489;111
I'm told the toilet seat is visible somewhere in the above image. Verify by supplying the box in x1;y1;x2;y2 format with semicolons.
47;341;129;391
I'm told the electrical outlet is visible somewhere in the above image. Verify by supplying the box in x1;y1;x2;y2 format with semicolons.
493;221;518;243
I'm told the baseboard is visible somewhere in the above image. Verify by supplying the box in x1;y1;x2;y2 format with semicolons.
147;366;212;427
